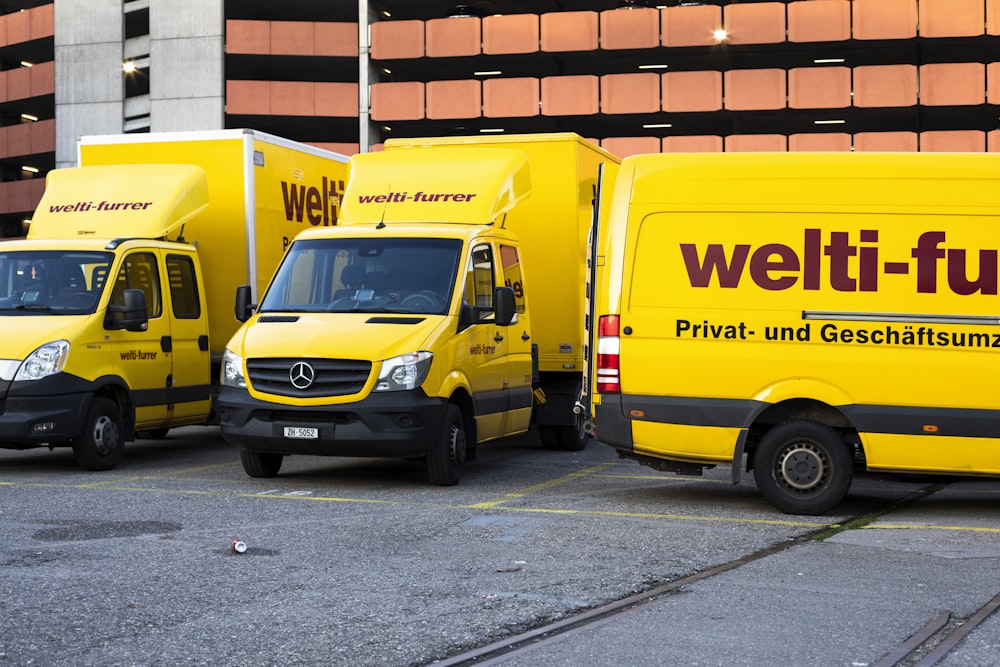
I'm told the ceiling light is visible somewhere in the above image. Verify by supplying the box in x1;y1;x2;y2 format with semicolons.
474;70;502;77
21;165;39;174
713;29;728;42
20;60;33;67
480;128;505;134
20;113;38;122
643;123;673;129
813;58;845;64
814;119;846;125
638;64;668;70
122;61;137;74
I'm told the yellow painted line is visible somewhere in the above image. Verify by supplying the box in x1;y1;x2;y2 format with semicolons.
468;463;618;509
866;523;1000;534
0;477;830;527
60;484;396;505
237;492;392;504
75;461;239;488
496;505;828;528
592;472;729;484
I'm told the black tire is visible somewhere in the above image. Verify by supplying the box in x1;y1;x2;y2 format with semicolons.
136;428;170;440
539;425;561;450
72;397;125;471
753;420;853;515
427;404;466;486
558;412;589;451
539;422;589;451
240;449;284;477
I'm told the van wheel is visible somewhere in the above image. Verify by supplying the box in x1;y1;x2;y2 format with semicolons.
427;404;466;486
753;420;853;515
241;449;284;477
72;397;125;471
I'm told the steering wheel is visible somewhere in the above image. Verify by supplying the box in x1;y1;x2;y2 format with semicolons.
400;291;445;312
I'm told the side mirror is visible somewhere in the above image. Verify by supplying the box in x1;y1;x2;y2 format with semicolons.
494;286;516;326
107;288;148;332
235;284;255;322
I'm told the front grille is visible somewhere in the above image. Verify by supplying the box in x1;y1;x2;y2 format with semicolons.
246;358;372;398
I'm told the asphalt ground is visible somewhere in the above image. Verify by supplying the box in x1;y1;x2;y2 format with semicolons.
1;426;998;666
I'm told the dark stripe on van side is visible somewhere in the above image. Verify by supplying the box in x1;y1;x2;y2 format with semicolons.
474;388;534;417
133;384;211;407
618;394;1000;440
843;404;1000;439
170;384;212;404
474;390;508;417
621;395;763;429
509;386;534;411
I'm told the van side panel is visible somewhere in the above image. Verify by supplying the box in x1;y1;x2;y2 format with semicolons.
596;152;1000;481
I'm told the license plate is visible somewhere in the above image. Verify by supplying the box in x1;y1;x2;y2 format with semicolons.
283;426;318;439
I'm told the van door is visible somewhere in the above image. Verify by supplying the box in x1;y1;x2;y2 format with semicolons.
162;252;211;422
499;242;532;434
106;251;172;429
457;242;508;441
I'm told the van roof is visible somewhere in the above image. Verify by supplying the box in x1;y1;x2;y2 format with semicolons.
340;147;530;226
623;152;1000;215
27;163;210;241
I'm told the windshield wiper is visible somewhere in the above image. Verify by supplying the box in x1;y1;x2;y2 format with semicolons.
14;304;55;312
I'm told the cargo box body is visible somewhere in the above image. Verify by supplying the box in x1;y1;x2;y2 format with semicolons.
78;129;349;358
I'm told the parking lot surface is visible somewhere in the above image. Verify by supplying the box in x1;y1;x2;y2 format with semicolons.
1;427;998;666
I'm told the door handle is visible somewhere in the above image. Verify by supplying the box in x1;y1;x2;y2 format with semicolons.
521;331;530;341
494;333;504;343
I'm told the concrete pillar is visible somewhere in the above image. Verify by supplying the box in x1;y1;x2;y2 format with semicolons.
149;0;225;131
54;0;124;167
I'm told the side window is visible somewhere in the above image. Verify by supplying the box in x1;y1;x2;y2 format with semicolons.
499;244;525;315
464;244;495;312
109;252;162;321
167;255;200;319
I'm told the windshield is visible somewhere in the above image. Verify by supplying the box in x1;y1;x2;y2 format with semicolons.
0;250;114;315
260;237;462;315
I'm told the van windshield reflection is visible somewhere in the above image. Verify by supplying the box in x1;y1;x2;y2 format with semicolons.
259;237;462;315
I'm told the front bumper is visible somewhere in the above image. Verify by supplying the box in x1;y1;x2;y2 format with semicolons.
217;385;448;458
0;379;90;448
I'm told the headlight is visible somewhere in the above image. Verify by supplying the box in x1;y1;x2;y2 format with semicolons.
14;340;70;381
374;352;432;392
221;349;246;388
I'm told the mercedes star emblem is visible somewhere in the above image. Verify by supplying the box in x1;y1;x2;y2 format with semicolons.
289;361;316;389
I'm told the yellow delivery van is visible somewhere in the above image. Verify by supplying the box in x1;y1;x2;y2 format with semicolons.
0;129;348;470
588;152;1000;514
219;133;619;483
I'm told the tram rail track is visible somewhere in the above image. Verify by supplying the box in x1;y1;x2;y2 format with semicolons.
430;483;960;667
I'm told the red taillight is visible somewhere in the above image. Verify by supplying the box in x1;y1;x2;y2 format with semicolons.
596;314;620;394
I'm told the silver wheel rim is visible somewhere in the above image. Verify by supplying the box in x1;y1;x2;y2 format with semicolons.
777;441;827;492
93;414;119;456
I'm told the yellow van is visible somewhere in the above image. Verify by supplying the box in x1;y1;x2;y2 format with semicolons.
0;130;347;470
220;134;620;483
588;152;1000;514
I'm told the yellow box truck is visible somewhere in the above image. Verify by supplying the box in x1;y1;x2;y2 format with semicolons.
587;152;1000;514
218;133;619;483
0;129;348;470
